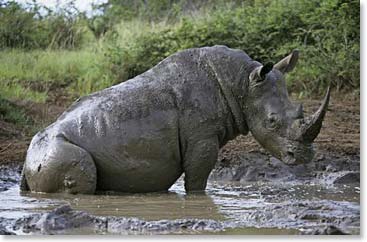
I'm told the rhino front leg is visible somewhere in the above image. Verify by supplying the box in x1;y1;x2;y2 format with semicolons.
183;137;219;192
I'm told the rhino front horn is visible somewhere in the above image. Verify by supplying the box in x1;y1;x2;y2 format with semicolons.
301;86;331;142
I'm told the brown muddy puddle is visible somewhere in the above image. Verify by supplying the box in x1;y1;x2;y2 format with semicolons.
0;169;360;235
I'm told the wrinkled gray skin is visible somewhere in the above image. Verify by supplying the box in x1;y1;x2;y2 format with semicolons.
21;45;330;194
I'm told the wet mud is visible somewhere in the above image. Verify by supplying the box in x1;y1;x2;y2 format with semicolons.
0;151;360;235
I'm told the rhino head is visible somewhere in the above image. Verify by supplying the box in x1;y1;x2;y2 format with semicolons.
244;50;330;165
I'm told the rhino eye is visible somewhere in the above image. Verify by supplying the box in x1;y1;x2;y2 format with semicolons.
265;115;280;130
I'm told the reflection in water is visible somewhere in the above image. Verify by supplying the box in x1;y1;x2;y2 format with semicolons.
24;185;224;220
0;175;360;234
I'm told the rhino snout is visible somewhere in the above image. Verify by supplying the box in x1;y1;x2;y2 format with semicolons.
282;151;297;165
281;143;315;166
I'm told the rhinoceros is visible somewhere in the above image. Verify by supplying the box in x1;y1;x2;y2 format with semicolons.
20;45;330;194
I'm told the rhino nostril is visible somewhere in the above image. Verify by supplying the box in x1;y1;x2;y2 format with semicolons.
287;151;294;157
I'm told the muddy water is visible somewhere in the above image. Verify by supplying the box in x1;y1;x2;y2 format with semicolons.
0;167;360;235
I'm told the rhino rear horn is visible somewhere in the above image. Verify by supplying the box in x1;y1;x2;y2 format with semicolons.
301;86;331;142
274;50;299;73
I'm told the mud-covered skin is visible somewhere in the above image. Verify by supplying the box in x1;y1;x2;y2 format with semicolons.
21;45;327;194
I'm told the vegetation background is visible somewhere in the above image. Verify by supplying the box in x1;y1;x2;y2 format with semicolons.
0;0;360;133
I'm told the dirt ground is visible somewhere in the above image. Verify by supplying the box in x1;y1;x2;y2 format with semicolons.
0;91;360;166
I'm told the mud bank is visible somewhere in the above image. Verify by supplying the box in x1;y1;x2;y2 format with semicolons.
212;150;359;184
2;201;357;235
2;204;225;235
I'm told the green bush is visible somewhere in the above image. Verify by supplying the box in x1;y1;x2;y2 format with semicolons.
0;1;90;50
105;0;359;95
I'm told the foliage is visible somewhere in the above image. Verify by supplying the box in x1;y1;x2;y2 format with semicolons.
0;96;32;126
0;0;360;101
0;80;47;103
0;48;111;99
105;0;359;95
0;0;88;49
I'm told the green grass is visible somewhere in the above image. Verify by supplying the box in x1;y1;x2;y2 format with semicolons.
0;48;113;101
0;81;47;103
0;49;103;83
0;20;175;103
0;97;32;126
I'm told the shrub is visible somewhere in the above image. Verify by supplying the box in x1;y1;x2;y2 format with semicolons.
0;1;90;50
104;0;359;95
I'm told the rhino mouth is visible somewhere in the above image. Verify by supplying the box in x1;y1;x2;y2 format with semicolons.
282;151;298;165
282;151;306;166
280;141;315;166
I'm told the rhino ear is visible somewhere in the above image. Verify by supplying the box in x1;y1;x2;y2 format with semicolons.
249;63;273;83
274;50;299;74
260;62;274;79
